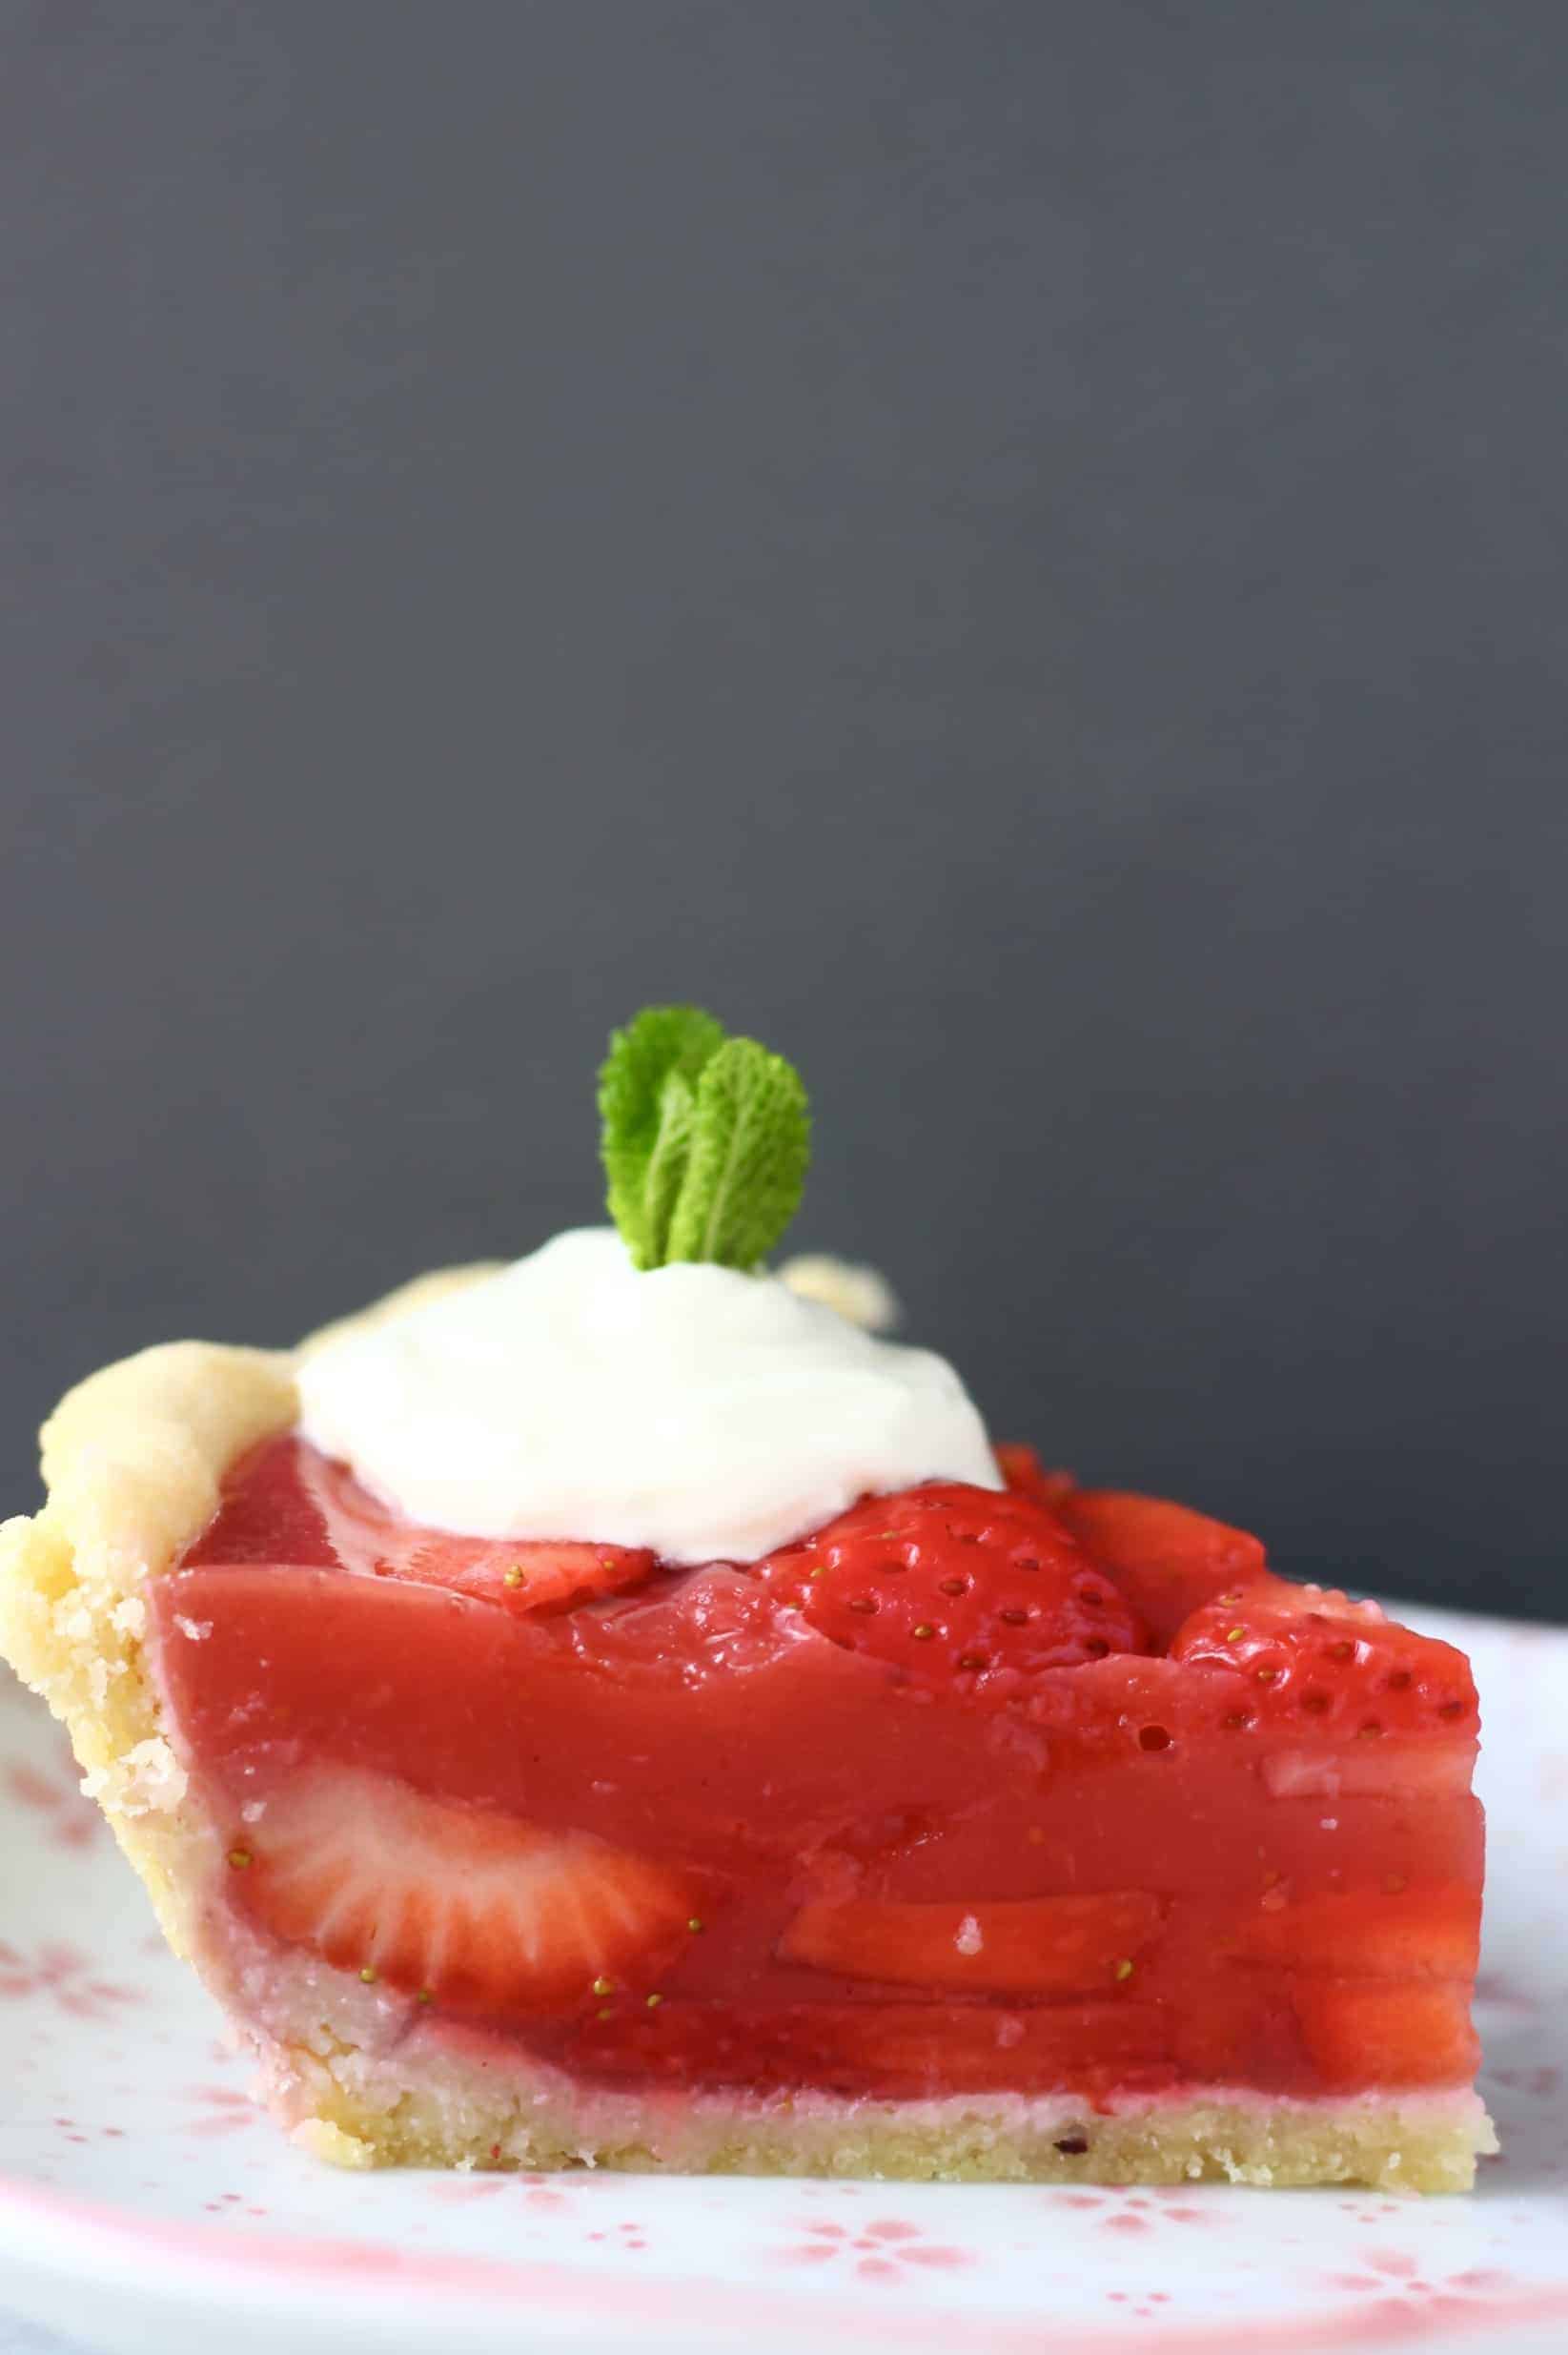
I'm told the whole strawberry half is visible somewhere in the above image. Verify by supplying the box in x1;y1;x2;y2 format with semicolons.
768;1482;1151;1698
1171;1576;1479;1739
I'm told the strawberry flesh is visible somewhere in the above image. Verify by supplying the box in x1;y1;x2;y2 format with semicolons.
188;1437;654;1615
1293;1980;1480;2091
993;1443;1077;1513
1054;1487;1269;1645
564;1997;1172;2099
779;1890;1164;1996
236;1765;699;2017
1225;1885;1480;1979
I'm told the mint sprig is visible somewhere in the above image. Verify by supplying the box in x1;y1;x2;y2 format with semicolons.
598;1006;810;1271
599;1006;724;1269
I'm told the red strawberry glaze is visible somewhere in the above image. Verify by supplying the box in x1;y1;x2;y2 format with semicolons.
151;1435;1484;2107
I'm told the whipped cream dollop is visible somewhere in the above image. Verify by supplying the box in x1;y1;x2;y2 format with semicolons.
296;1227;999;1564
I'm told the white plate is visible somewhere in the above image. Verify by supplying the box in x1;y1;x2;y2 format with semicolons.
1;1606;1564;2355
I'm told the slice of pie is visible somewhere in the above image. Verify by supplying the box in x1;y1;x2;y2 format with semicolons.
0;1010;1493;2189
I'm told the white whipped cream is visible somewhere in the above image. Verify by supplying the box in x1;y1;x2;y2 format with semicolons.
296;1226;999;1563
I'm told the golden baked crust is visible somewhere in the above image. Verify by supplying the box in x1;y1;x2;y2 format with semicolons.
0;1340;295;1957
0;1270;1497;2191
289;2065;1492;2195
0;1267;496;1956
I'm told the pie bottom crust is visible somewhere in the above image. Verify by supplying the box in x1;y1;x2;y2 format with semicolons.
0;1279;1498;2194
254;1954;1494;2192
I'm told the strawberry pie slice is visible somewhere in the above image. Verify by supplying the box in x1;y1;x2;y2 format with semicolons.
0;1010;1495;2189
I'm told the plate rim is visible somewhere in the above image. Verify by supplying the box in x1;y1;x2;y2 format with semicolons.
7;2170;1568;2355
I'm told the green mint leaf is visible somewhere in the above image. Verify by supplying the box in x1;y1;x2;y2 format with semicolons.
598;1006;724;1270
640;1065;698;1267
598;1007;812;1270
664;1036;811;1271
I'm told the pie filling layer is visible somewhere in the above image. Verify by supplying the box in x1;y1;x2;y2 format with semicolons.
152;1437;1485;2113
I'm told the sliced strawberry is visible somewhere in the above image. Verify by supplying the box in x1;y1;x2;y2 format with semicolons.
309;1446;657;1614
774;1483;1150;1699
1292;1979;1479;2091
233;1767;698;2017
187;1439;658;1616
568;1997;1170;2097
779;1890;1163;1995
993;1444;1076;1514
1170;1970;1300;2085
1171;1581;1479;1740
1227;1885;1480;1979
1258;1746;1476;1800
1055;1488;1268;1646
380;1532;656;1616
186;1436;338;1567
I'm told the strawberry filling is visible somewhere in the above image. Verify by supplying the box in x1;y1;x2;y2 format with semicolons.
151;1436;1484;2107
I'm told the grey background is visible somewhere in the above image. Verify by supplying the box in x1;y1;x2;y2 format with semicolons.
2;1;1563;1618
